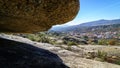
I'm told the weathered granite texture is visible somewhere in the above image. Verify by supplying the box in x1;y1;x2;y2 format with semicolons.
0;1;79;67
0;0;79;33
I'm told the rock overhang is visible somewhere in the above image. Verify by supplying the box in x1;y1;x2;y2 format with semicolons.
0;0;80;33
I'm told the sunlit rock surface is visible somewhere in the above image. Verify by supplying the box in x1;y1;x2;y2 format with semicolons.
0;0;79;33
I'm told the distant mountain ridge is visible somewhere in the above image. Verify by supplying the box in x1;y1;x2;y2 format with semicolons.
78;19;120;27
49;19;120;32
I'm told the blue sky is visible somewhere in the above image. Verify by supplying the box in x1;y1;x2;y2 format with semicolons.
63;0;120;26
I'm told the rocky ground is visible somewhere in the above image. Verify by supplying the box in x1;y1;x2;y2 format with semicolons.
0;34;120;68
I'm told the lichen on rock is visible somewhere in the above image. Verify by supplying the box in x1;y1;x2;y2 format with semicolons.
0;0;79;33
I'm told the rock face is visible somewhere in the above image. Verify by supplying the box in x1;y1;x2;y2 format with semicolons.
0;37;69;68
0;0;79;33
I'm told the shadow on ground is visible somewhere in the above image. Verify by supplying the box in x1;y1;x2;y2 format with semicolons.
0;37;69;68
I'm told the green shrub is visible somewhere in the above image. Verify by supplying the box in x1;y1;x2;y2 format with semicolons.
26;34;40;41
98;39;108;45
67;41;78;46
25;34;55;44
82;36;89;41
96;50;107;61
115;60;120;65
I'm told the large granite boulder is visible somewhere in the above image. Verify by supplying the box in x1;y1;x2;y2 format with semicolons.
0;0;79;67
0;0;79;33
0;37;69;68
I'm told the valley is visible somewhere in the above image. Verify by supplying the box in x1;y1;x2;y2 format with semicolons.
1;19;120;68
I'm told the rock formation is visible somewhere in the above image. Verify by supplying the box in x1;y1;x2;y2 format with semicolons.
0;0;79;33
0;37;69;68
0;0;79;68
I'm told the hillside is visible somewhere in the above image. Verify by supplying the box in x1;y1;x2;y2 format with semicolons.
71;24;120;33
50;19;120;32
76;19;120;27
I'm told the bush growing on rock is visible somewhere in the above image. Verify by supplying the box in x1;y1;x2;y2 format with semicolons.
108;39;117;45
98;39;108;45
96;50;107;61
67;41;78;46
25;33;54;44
